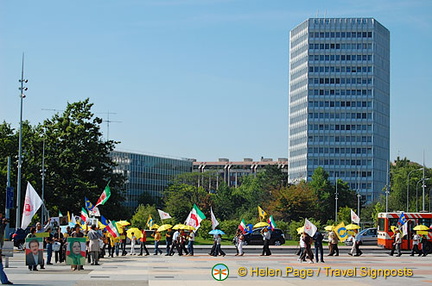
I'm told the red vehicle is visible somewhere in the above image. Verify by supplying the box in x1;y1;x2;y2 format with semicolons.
377;212;432;250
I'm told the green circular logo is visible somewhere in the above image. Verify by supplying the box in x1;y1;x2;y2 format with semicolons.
212;263;229;281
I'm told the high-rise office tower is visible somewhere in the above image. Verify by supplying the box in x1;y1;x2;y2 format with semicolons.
289;18;390;203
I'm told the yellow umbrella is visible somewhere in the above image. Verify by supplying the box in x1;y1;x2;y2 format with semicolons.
345;224;361;230
297;226;304;234
150;223;160;230
324;225;334;231
126;228;143;240
172;224;188;230
416;230;429;236
182;225;196;231
253;222;269;228
413;225;429;231
157;224;172;232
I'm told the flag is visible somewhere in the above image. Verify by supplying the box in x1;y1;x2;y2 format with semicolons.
59;210;63;217
157;209;172;220
90;206;101;216
351;209;360;224
333;221;348;242
21;182;44;229
185;204;206;229
67;211;71;223
210;207;219;230
80;208;89;223
304;218;317;237
70;212;77;226
245;223;253;234
100;215;109;226
146;215;154;229
268;215;277;231
398;212;407;225
95;183;111;207
106;219;120;238
402;221;408;237
238;219;247;233
258;206;267;220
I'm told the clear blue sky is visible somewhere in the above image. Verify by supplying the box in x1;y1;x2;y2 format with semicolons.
1;0;431;166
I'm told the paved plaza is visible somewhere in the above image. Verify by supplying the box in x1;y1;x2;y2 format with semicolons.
2;246;431;286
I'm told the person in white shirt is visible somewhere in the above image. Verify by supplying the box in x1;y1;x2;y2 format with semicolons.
410;233;421;256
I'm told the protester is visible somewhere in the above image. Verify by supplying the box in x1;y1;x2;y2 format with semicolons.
234;229;244;256
129;232;137;255
151;231;163;255
300;232;314;263
0;249;13;285
260;227;271;256
44;227;54;265
165;228;173;256
87;225;102;265
187;231;195;256
313;230;324;262
389;229;402;257
0;214;9;249
178;230;189;256
420;234;429;257
297;233;306;262
120;230;127;256
70;224;85;270
410;232;421;256
213;234;225;257
170;230;180;256
327;230;339;256
138;229;149;256
53;227;64;263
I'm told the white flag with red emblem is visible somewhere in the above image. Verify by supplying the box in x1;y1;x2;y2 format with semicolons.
351;209;360;224
185;204;206;229
21;182;43;229
304;218;317;237
158;209;172;220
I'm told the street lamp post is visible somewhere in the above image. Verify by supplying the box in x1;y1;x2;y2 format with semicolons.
415;178;429;212
407;168;423;212
15;54;28;230
335;178;338;222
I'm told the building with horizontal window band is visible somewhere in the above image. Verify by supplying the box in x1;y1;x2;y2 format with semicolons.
289;18;390;203
110;150;193;209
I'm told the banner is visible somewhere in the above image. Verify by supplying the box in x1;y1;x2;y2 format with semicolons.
210;207;219;230
65;237;87;265
158;209;172;220
351;209;360;224
304;218;317;237
334;221;348;242
21;182;43;230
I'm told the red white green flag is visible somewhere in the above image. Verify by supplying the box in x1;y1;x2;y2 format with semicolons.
185;204;206;229
80;208;89;223
267;215;277;230
238;219;247;233
95;183;111;207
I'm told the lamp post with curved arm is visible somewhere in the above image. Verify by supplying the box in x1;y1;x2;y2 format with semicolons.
407;168;423;212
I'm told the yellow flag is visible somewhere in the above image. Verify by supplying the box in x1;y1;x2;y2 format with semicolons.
257;206;267;220
146;215;154;229
67;211;71;223
333;222;349;242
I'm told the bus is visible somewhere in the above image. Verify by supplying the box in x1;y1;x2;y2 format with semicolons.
377;212;432;250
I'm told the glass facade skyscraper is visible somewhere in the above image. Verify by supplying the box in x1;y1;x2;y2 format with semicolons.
110;150;193;209
289;18;390;202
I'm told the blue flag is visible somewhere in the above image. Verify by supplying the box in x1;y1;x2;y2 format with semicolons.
85;197;95;212
100;215;109;226
398;212;407;225
245;224;253;234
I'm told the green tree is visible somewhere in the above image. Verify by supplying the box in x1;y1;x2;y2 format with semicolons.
35;99;127;219
130;204;158;229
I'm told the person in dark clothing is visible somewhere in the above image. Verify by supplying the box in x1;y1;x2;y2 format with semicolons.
260;228;271;256
313;230;324;263
165;229;173;256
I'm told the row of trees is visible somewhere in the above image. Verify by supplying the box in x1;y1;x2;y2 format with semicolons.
0;99;128;225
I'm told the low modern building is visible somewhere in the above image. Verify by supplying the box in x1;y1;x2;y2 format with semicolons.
192;158;288;187
110;150;193;210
